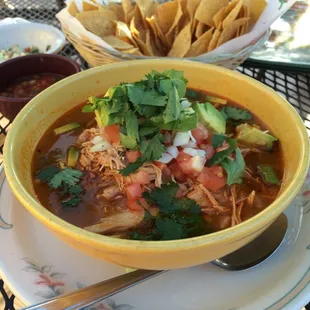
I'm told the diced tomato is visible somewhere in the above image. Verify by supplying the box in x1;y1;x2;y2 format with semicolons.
104;124;120;143
128;200;144;212
197;167;226;192
126;150;141;163
129;170;151;185
206;132;213;145
153;161;171;176
176;152;206;175
176;151;192;163
191;124;209;145
126;183;142;201
200;144;215;159
169;162;187;182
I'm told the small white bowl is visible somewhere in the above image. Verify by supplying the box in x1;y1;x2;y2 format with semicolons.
0;22;66;55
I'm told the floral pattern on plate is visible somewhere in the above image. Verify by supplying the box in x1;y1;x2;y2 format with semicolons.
21;258;133;309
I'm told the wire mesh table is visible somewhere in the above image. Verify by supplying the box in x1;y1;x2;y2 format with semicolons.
0;0;310;309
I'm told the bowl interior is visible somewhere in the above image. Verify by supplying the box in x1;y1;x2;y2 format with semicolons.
0;23;66;54
4;60;309;250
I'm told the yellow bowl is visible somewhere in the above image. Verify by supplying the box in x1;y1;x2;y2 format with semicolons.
4;60;310;270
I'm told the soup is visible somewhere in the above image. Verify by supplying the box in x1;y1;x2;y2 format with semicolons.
32;69;284;241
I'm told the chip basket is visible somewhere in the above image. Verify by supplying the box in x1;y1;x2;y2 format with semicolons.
61;20;270;70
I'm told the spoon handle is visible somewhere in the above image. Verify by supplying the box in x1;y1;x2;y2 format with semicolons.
22;269;164;310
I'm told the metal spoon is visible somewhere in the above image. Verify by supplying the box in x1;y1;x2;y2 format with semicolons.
23;213;287;310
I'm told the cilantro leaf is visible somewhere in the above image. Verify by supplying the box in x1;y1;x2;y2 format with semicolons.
69;184;83;195
140;134;166;163
257;165;280;185
36;166;59;183
211;133;227;148
125;110;139;142
208;138;237;166
139;127;159;137
220;148;245;185
120;160;143;176
49;168;83;189
163;86;181;124
151;108;198;131
120;133;137;150
62;196;82;207
82;104;95;113
132;183;209;241
221;106;252;121
156;218;185;240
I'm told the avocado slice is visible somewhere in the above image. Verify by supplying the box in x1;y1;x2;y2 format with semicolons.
192;102;226;134
236;124;277;149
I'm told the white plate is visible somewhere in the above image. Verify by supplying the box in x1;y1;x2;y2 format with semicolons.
0;19;66;56
0;165;310;310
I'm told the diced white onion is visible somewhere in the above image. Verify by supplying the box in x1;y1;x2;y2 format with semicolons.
157;153;173;164
90;141;111;152
183;148;198;157
196;149;206;158
183;141;197;148
191;156;206;173
92;136;104;144
181;99;191;109
189;131;196;143
173;131;190;146
166;146;179;158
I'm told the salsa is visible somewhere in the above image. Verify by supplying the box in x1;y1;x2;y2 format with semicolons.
0;73;64;99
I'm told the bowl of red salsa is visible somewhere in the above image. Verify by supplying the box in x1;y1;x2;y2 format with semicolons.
0;54;80;120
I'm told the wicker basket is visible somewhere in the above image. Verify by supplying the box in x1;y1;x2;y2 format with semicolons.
61;23;270;70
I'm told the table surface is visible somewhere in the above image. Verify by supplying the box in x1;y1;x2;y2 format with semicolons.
0;0;310;309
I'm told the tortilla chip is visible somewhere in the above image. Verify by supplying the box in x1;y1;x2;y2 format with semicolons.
146;29;165;56
217;17;249;47
243;0;267;24
186;0;200;20
115;21;137;46
186;0;200;31
195;21;207;38
166;0;184;46
67;0;79;17
122;0;135;24
208;28;222;51
76;11;116;39
102;3;124;22
135;0;155;18
82;0;98;12
195;0;229;27
168;22;192;57
123;48;143;56
103;35;135;50
241;7;250;35
155;0;178;34
132;32;152;56
146;16;168;47
213;7;228;29
130;9;147;42
186;27;214;57
222;0;243;28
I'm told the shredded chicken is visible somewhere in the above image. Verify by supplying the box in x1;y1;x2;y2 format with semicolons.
97;185;121;200
187;185;230;214
240;148;261;158
84;210;144;234
140;163;162;188
230;185;239;226
247;190;256;206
